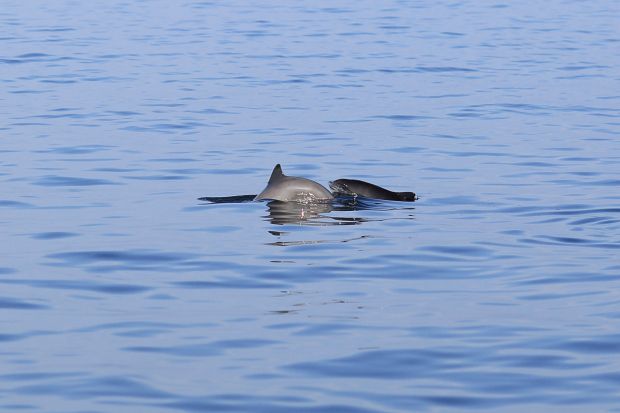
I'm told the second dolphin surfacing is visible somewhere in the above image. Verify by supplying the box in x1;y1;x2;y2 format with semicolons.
330;178;417;202
254;164;334;202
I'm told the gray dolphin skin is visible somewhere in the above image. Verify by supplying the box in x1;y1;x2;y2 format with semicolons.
329;179;417;202
254;164;334;202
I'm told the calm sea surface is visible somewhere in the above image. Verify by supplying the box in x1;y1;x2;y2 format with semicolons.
1;1;619;412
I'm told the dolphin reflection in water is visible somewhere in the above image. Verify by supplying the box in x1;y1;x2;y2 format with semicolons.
198;164;417;225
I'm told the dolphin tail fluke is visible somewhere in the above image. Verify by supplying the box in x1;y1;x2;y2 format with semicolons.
268;164;285;184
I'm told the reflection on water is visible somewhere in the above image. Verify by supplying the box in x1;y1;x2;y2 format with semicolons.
266;198;417;227
266;200;342;226
200;195;416;227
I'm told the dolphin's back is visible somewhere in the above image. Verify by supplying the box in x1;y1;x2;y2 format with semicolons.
254;164;333;202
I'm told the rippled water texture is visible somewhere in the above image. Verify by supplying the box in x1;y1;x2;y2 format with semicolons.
1;1;620;412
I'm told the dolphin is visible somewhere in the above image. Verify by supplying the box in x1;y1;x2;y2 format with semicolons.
199;164;417;204
254;164;334;203
329;178;417;202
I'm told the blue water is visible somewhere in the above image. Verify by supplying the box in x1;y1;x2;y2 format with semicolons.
2;0;620;411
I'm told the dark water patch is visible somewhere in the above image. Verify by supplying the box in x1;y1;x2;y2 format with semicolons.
569;171;601;177
323;389;505;411
0;267;16;275
417;245;494;257
287;346;614;408
38;203;109;211
34;176;119;186
91;167;141;172
561;157;598;162
70;321;203;335
542;335;620;354
44;157;118;163
30;231;78;240
518;291;603;301
39;79;77;84
30;112;88;119
14;375;173;399
107;110;142;116
423;166;472;172
0;404;36;410
520;236;619;250
417;66;476;72
516;271;620;285
547;178;620;187
439;150;512;158
46;250;200;273
125;339;278;357
159;397;383;413
287;348;468;379
190;108;232;114
558;65;609;71
204;168;261;175
380;25;409;30
258;78;311;85
324;118;372;124
150;122;206;130
409;324;547;340
147;157;199;163
123;175;188;181
115;328;171;338
415;93;469;99
9;89;51;94
336;68;372;75
36;145;113;154
1;53;73;65
466;103;552;116
287;323;389;337
83;76;128;82
168;168;225;175
0;279;151;295
172;279;287;289
420;395;511;409
142;102;186;108
339;31;374;37
0;297;47;310
8;121;50;126
513;161;556;167
0;334;26;342
29;27;75;32
0;200;35;208
371;115;431;121
0;372;85;382
0;329;54;342
541;236;592;244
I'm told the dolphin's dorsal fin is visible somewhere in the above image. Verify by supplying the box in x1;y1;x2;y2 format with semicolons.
268;164;285;184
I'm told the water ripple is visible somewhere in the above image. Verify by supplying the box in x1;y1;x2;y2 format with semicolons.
0;278;151;295
34;176;119;187
125;339;279;357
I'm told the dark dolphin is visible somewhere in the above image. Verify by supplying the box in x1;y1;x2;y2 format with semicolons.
329;179;417;202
